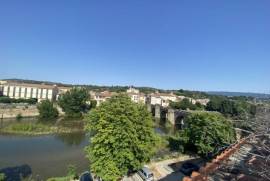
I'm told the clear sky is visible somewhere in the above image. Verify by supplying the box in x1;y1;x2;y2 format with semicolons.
0;0;269;93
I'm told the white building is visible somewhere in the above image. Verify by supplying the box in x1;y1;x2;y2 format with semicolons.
90;91;115;106
126;87;146;104
150;92;178;107
195;98;210;106
2;82;60;102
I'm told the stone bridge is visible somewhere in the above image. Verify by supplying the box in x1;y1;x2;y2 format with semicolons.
148;104;190;128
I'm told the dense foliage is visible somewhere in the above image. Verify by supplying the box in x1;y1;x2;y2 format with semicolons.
0;173;5;181
0;96;37;104
58;88;90;118
169;98;203;110
179;112;236;157
37;100;59;119
206;96;256;119
85;94;157;181
174;89;209;99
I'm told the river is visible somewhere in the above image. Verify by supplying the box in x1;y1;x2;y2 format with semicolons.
0;118;90;180
0;118;169;180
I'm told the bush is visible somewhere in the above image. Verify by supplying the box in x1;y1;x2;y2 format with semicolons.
37;100;59;120
0;97;37;104
0;173;5;181
16;113;22;120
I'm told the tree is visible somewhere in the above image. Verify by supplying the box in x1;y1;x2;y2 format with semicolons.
37;100;59;119
89;99;97;109
58;87;90;118
0;173;5;181
206;96;257;120
169;98;200;110
179;112;236;157
85;94;157;181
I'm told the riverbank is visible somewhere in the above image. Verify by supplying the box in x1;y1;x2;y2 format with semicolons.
0;103;64;119
1;123;84;135
0;117;85;135
0;103;39;119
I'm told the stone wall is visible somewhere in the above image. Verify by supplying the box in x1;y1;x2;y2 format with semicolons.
0;103;39;119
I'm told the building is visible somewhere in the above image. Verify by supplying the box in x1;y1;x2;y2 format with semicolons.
126;87;146;104
150;92;178;107
127;87;139;94
90;91;116;106
2;82;60;102
195;98;210;106
0;81;7;96
56;86;72;100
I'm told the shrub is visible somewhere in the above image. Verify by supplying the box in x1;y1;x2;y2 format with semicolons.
37;100;59;120
16;113;23;120
0;173;5;181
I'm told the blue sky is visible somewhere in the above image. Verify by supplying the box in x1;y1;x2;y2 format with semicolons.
0;0;269;93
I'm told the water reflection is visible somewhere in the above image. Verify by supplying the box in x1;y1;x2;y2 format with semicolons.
0;164;32;181
0;117;89;180
55;132;86;146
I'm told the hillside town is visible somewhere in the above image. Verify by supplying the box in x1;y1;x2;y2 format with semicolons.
0;79;269;181
1;1;270;181
0;79;209;109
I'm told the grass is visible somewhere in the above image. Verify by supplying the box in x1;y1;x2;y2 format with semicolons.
0;122;84;135
47;176;71;181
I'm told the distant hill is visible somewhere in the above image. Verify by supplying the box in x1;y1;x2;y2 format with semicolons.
208;91;270;99
2;78;71;87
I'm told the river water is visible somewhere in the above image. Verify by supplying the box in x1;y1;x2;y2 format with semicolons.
0;118;169;180
0;118;90;180
0;132;90;180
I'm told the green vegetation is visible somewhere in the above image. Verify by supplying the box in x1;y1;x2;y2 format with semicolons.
1;122;83;135
0;173;5;181
0;96;37;104
2;122;52;134
174;89;209;99
206;96;256;119
58;87;90;118
67;164;78;179
178;112;236;157
16;113;23;120
169;98;204;110
37;100;59;120
47;165;78;181
89;99;97;109
85;94;157;181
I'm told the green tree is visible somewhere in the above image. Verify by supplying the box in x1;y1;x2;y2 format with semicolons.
90;99;97;109
58;88;90;118
0;173;5;181
85;94;157;181
37;100;59;119
180;112;236;157
170;98;200;110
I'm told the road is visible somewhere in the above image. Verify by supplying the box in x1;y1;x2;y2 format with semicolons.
122;155;200;181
